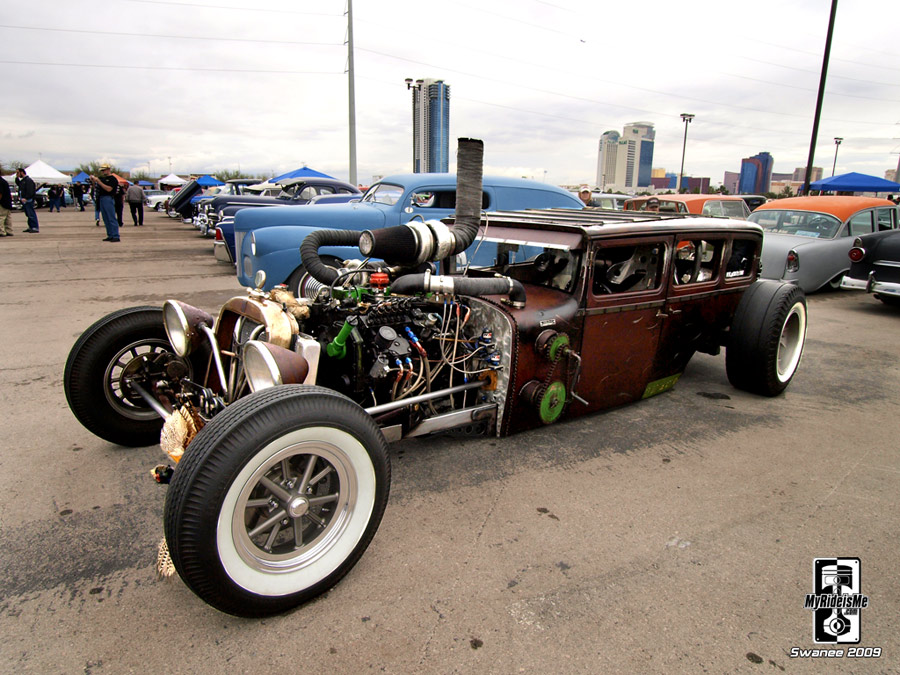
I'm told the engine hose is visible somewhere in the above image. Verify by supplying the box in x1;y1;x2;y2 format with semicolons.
390;273;526;307
299;229;361;284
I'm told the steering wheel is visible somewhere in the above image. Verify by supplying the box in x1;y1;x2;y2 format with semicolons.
533;252;554;274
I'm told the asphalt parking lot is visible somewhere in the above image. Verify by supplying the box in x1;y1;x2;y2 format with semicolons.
1;207;897;674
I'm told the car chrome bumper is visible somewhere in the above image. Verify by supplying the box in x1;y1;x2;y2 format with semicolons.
841;274;900;297
214;240;234;264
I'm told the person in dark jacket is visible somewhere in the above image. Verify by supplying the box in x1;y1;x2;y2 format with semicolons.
0;173;13;236
115;181;125;227
91;164;120;242
15;168;39;233
73;182;85;211
48;185;61;212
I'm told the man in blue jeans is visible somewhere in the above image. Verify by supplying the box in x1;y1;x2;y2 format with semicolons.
91;164;120;242
15;168;39;233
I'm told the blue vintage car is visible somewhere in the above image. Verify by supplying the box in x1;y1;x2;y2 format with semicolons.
233;173;584;292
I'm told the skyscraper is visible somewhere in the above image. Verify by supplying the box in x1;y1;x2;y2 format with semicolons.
596;122;655;190
739;152;774;194
406;78;450;173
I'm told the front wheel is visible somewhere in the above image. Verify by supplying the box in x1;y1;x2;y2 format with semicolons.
726;281;807;396
64;306;198;446
164;385;391;617
876;293;900;307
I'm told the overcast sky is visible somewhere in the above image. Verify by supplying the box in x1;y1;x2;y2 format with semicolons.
3;0;899;187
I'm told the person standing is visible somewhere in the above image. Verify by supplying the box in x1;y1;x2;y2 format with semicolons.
125;181;145;226
115;180;125;227
0;173;14;236
91;181;101;225
48;185;61;212
73;182;85;211
91;164;120;242
15;168;39;233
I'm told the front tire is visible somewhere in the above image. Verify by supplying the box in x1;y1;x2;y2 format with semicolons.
876;293;900;307
164;385;391;617
726;281;807;396
64;306;197;446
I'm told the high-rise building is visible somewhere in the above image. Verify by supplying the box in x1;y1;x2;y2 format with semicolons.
407;78;450;173
739;152;774;194
723;171;740;194
792;166;823;183
596;122;655;190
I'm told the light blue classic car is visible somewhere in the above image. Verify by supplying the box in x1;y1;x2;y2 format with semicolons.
233;173;584;293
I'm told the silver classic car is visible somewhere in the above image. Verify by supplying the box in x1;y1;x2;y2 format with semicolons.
749;196;898;292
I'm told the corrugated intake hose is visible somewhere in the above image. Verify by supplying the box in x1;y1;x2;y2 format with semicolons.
358;138;485;265
449;137;484;254
390;273;526;308
300;229;361;284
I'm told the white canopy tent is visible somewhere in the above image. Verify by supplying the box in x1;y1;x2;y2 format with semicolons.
4;160;71;185
21;160;71;185
159;173;187;187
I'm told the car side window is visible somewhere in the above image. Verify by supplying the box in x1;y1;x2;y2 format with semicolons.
317;186;336;196
876;208;896;231
848;211;874;236
673;239;722;285
296;186;317;201
725;239;758;279
592;243;665;295
701;201;723;217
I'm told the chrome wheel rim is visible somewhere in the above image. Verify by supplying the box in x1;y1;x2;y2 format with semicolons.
230;439;356;575
102;338;187;420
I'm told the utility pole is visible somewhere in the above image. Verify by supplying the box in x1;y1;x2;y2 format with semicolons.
346;0;358;187
802;0;839;195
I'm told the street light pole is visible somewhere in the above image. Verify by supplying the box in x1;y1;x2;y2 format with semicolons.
832;137;843;176
346;0;358;187
678;113;695;194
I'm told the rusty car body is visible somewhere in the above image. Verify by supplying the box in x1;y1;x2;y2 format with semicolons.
64;140;807;617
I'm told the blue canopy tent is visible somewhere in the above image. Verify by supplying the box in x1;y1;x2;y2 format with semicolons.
71;171;90;183
272;167;334;182
196;175;225;187
138;180;154;187
809;172;900;194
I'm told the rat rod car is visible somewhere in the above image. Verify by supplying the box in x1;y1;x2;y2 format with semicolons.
64;140;807;617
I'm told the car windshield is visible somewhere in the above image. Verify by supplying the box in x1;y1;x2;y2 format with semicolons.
748;209;842;239
363;183;404;205
463;237;581;293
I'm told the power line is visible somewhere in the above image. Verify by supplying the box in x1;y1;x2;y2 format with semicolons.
0;23;342;47
0;59;341;75
356;46;900;126
122;0;342;16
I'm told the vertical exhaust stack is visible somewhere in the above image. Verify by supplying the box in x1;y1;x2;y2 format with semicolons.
449;138;484;254
357;138;485;265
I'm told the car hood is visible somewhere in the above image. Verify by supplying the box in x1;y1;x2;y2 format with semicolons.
234;201;388;233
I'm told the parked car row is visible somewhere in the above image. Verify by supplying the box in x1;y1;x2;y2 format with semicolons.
152;173;900;302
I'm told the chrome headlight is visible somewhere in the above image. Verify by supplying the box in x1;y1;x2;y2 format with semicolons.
163;300;213;357
243;340;310;392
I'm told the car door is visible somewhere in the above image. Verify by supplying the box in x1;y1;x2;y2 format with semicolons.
655;234;752;377
578;235;671;411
